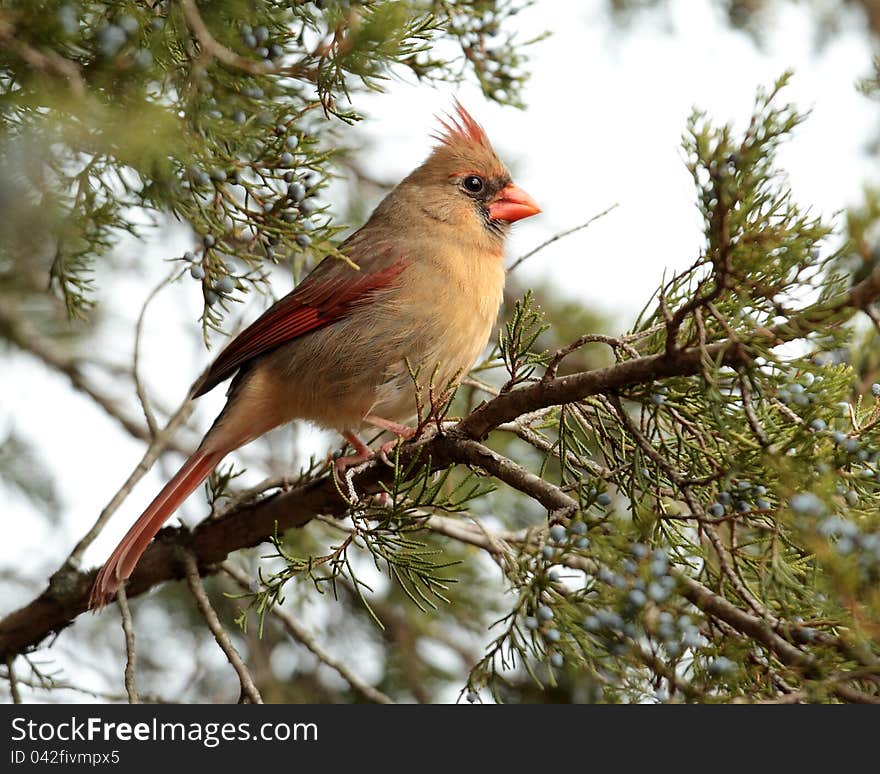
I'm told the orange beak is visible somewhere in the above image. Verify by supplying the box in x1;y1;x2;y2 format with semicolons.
488;184;541;223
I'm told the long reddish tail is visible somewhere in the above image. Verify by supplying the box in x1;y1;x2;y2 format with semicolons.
89;448;225;609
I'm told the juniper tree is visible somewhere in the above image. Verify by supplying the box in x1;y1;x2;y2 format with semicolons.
1;2;879;704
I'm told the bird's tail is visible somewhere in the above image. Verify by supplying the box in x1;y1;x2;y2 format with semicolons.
89;448;225;610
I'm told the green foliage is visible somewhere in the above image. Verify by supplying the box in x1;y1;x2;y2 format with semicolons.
0;0;537;328
496;289;549;389
233;456;494;637
461;76;880;703
4;1;880;706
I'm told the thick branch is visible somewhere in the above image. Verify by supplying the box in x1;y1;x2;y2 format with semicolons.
4;262;880;662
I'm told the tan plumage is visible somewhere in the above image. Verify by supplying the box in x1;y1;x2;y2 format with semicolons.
90;102;540;608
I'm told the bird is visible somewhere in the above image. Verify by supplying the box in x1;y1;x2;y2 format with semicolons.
89;101;540;608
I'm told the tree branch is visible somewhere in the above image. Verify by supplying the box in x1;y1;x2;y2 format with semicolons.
4;261;880;665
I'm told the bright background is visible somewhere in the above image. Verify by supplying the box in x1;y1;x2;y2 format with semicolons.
1;0;877;698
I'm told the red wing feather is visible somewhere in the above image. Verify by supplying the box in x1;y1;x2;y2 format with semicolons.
192;256;408;398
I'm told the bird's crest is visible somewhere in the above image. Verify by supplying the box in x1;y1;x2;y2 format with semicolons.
433;99;492;151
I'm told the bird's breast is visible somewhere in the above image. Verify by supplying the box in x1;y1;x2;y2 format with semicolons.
378;245;505;393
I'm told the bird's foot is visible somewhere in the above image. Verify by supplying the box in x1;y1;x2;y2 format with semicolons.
333;419;417;477
334;431;374;479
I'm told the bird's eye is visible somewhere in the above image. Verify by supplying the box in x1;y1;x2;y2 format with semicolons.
462;175;485;194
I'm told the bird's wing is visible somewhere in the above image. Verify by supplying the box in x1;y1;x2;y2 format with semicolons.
191;243;408;398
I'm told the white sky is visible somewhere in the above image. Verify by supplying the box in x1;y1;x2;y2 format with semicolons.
1;0;877;699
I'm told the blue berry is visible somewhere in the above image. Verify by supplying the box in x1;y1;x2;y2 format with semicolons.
628;589;647;608
183;251;195;262
232;110;247;125
756;499;771;510
118;14;139;35
466;690;478;703
210;167;227;182
597;610;623;630
832;431;847;444
872;383;880;397
650;393;666;406
836;535;855;555
753;485;767;496
285;135;299;151
57;5;77;35
547;569;560;582
575;537;590;549
583;615;600;632
708;503;725;518
549;525;566;543
189;265;205;280
647;581;669;602
215;276;234;294
550;652;564;668
737;480;751;491
98;24;127;57
295;233;311;248
737;501;750;513
540;545;554;559
631;542;649;559
717;492;732;506
133;49;153;68
545;628;560;643
524;616;538;631
279;152;294;166
205;290;219;306
299;198;317;215
242;32;257;48
287;182;306;201
790;492;824;515
596;493;612;507
570;521;587;536
255;25;269;43
537;605;553;621
707;656;736;676
809;418;826;431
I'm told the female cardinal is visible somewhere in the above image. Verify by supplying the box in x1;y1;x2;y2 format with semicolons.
90;102;540;608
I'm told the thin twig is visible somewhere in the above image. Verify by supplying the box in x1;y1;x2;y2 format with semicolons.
5;656;21;704
183;553;263;704
221;562;393;704
115;586;140;704
64;396;196;568
133;271;177;437
544;333;640;382
507;204;619;274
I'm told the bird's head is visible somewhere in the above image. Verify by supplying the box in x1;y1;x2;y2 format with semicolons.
386;101;540;245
